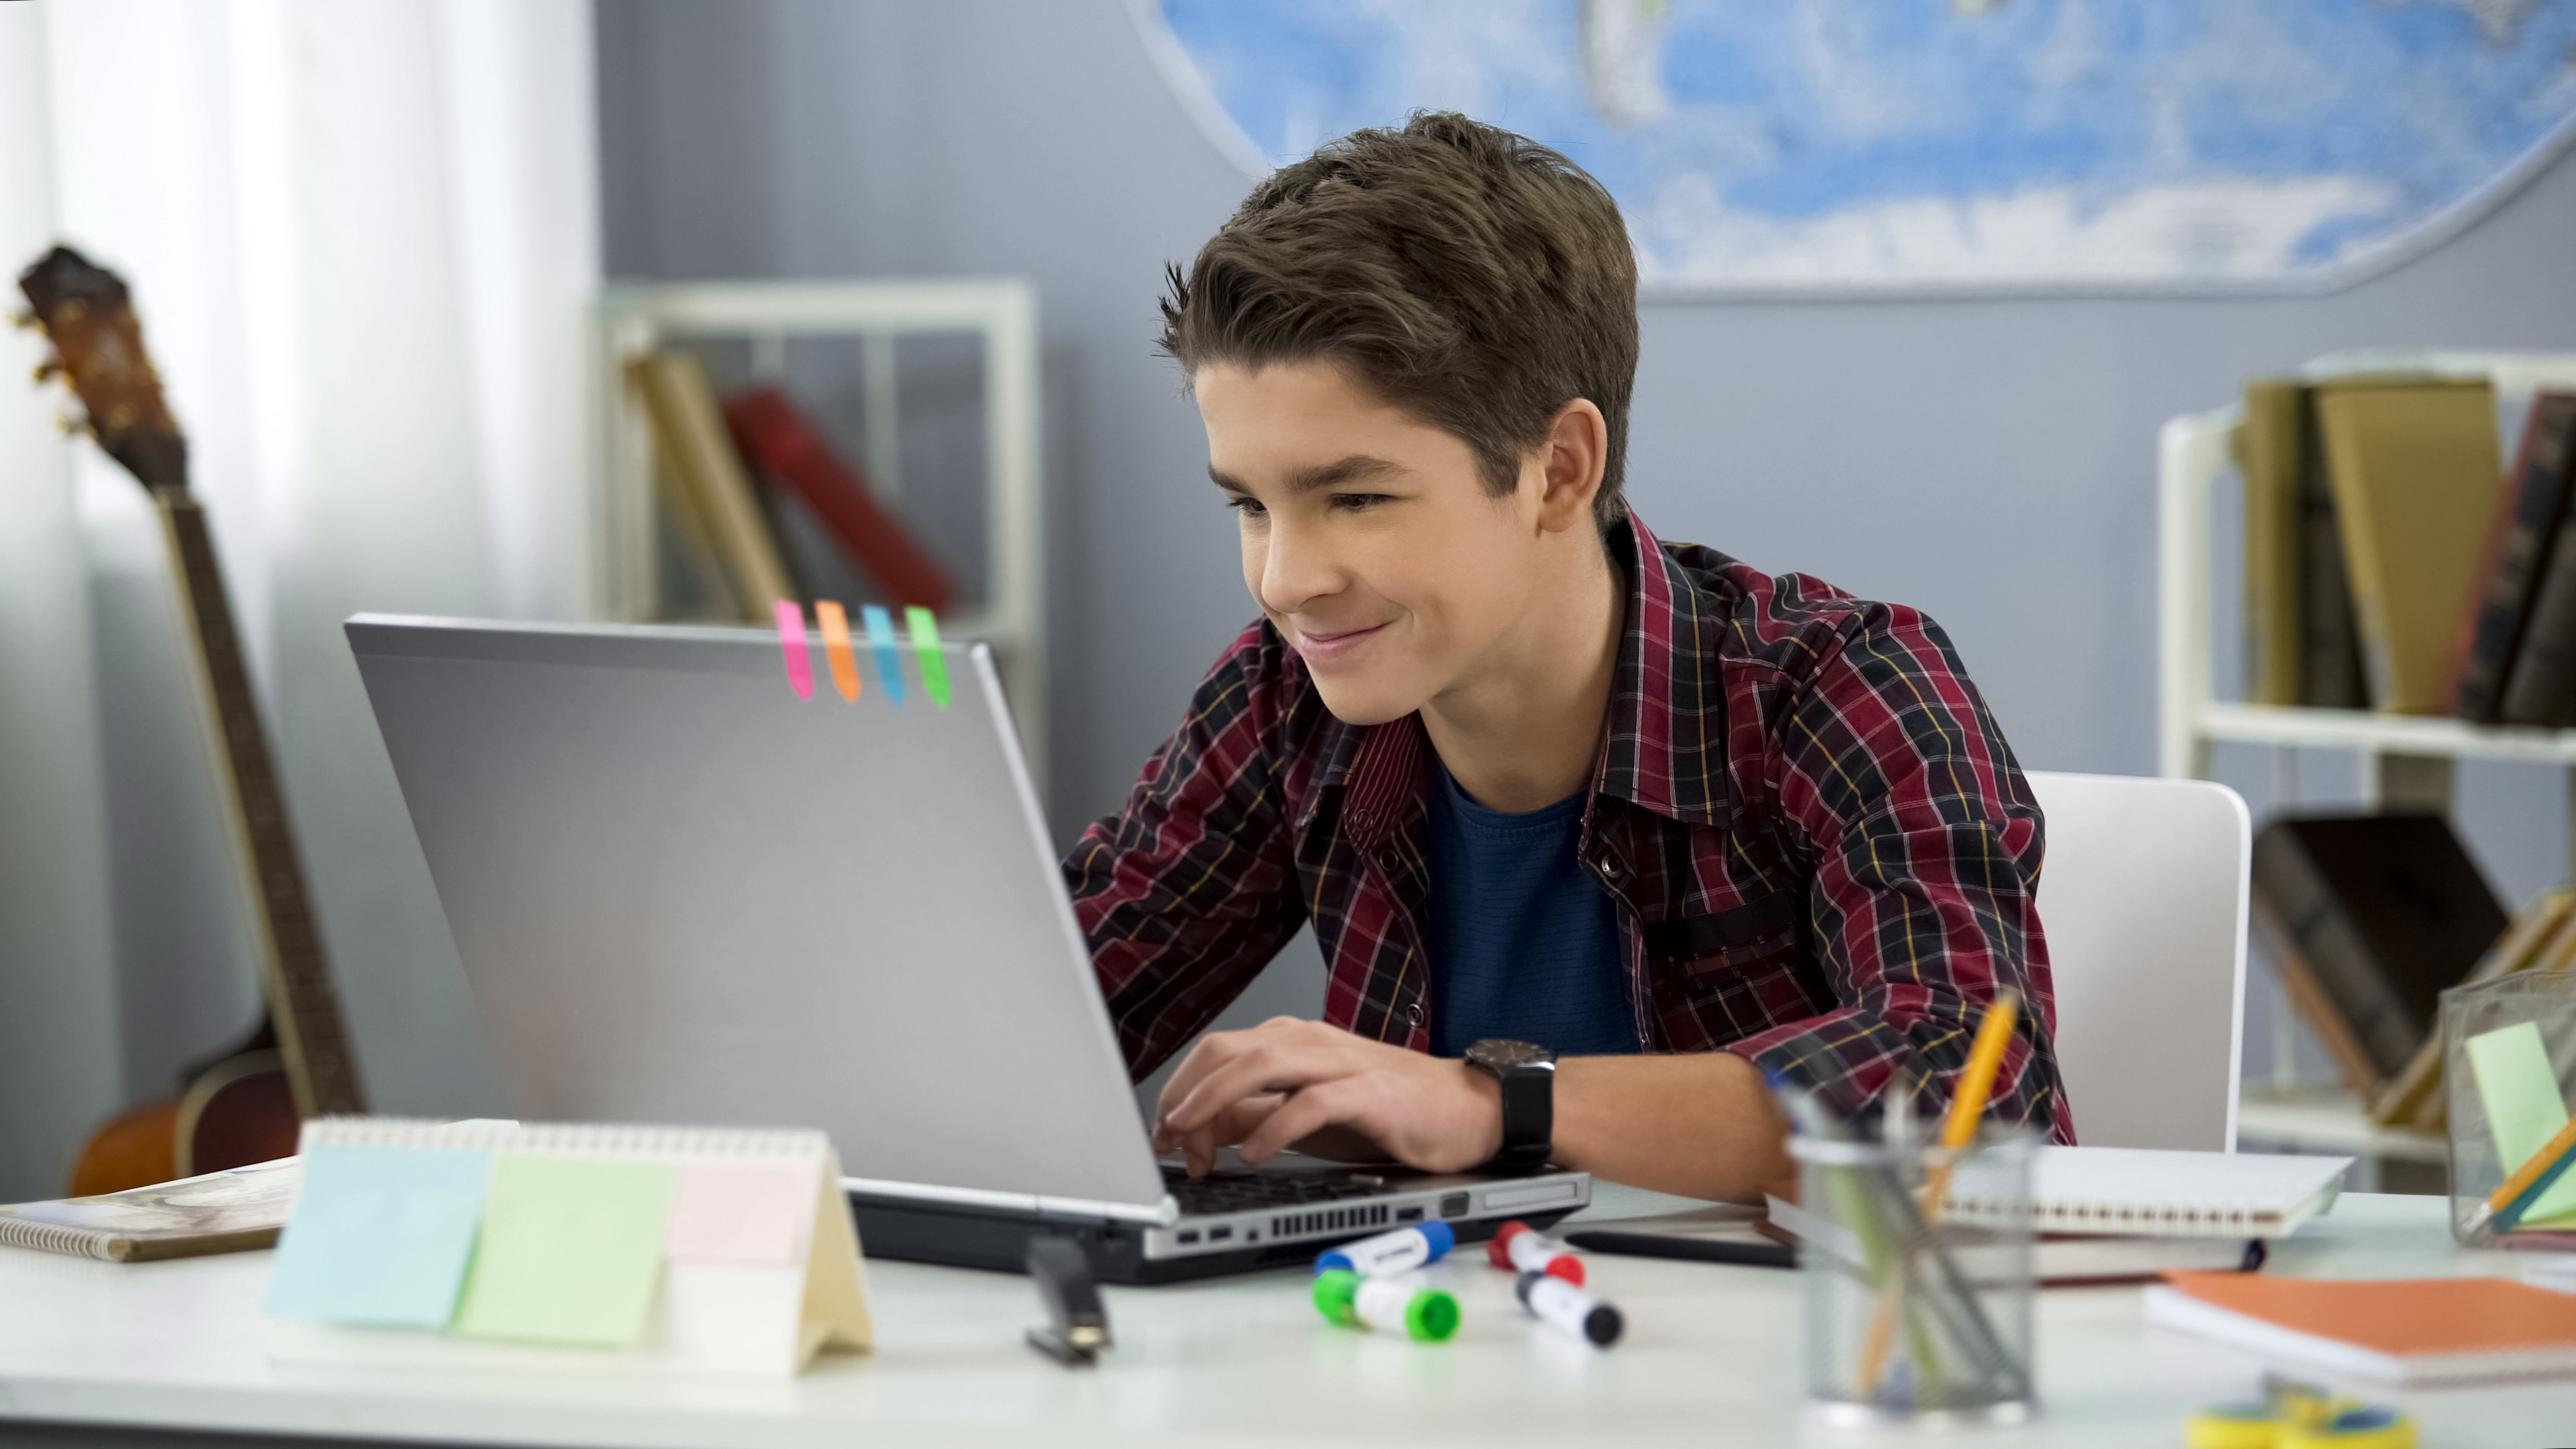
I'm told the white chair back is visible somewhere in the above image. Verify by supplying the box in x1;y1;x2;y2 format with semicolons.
2024;770;2249;1151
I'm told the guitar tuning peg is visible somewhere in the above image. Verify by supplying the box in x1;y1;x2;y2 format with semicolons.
33;359;60;384
7;309;33;330
55;411;91;439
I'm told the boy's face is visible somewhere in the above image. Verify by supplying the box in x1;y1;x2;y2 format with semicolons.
1197;360;1558;726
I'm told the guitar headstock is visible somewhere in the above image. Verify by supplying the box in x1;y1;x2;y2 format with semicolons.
17;244;188;492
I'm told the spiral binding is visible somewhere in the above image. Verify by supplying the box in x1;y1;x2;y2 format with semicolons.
0;1216;120;1261
296;1116;830;1163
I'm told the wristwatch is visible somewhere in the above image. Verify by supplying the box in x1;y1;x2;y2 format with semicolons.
1464;1039;1557;1172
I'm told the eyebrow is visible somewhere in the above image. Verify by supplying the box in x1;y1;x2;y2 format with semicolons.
1208;454;1407;496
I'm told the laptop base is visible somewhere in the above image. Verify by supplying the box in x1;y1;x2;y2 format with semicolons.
847;1190;1578;1284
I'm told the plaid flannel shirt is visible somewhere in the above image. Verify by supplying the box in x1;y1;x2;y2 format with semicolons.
1065;512;2073;1142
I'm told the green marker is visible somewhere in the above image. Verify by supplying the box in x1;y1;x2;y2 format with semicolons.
1311;1269;1458;1342
904;606;951;708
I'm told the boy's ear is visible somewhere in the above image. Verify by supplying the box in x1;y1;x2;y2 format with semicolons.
1534;398;1608;534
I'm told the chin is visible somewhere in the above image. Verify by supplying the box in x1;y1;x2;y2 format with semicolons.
1305;672;1425;728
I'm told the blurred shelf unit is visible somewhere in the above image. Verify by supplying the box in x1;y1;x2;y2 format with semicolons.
594;280;1045;773
2157;350;2576;830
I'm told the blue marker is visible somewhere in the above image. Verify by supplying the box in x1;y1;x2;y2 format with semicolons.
1315;1221;1453;1277
860;604;905;703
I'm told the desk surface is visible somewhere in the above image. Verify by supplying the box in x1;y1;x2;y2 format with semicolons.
4;1188;2572;1448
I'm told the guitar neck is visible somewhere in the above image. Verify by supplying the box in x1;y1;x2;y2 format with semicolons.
154;491;366;1118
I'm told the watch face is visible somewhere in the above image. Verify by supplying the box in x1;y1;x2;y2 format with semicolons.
1470;1039;1554;1069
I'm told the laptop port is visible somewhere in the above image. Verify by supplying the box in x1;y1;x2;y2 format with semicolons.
1396;1205;1423;1223
1210;1226;1233;1241
1177;1230;1200;1245
1438;1193;1469;1219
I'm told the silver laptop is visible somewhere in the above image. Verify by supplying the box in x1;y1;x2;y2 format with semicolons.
345;613;1589;1281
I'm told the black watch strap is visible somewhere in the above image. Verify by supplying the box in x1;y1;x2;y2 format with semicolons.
1466;1039;1556;1171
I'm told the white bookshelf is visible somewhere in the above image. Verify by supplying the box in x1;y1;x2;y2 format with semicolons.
594;280;1046;782
2160;351;2576;1181
2159;350;2576;820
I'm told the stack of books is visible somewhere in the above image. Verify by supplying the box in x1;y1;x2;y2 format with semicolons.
2239;376;2576;722
625;351;956;625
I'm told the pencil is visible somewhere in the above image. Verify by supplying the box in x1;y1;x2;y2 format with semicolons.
2479;1114;2576;1233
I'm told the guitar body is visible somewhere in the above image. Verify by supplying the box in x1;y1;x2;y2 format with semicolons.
68;1050;302;1197
21;245;366;1195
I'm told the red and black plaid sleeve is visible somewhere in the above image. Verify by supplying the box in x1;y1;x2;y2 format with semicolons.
1713;588;2069;1142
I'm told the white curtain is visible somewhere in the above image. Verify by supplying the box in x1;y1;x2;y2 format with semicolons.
0;0;598;1199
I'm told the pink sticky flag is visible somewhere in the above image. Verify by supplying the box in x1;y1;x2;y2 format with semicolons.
664;1161;813;1265
773;600;814;700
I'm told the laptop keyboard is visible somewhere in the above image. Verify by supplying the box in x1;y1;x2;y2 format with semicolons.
1161;1166;1389;1217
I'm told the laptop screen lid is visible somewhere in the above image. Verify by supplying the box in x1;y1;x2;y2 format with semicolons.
345;613;1167;1219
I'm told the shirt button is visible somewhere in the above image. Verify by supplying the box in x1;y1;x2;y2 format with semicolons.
1403;1002;1426;1029
1595;853;1627;883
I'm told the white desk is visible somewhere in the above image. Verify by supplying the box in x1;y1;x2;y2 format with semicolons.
5;1189;2573;1448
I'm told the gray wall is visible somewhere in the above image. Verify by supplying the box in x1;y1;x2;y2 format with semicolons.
596;0;2576;1085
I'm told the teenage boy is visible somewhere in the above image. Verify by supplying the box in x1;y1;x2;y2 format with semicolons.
1066;113;2068;1203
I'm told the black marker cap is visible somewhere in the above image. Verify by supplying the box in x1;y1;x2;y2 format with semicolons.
1583;1303;1623;1346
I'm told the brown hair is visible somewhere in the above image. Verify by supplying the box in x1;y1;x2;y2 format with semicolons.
1159;111;1639;533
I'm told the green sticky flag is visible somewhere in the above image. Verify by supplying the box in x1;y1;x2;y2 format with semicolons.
905;606;951;708
450;1156;676;1347
2467;1021;2576;1228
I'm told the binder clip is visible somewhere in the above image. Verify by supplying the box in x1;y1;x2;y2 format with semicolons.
1024;1236;1112;1367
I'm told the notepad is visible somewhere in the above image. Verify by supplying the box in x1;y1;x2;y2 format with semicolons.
264;1118;870;1378
2467;1021;2576;1229
1939;1146;2349;1238
2146;1271;2576;1386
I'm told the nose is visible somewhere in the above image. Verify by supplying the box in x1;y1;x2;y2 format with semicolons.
1256;513;1341;617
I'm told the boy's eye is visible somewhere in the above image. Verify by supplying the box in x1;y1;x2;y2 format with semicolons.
1328;493;1387;513
1225;495;1268;519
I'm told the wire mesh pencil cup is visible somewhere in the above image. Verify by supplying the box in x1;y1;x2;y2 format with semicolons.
1791;1129;2037;1427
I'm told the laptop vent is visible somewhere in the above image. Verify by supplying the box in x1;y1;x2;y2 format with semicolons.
1271;1203;1390;1239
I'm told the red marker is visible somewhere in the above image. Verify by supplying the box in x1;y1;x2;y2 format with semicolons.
1487;1220;1584;1287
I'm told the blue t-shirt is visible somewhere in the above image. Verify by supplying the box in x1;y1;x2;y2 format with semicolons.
1423;764;1638;1059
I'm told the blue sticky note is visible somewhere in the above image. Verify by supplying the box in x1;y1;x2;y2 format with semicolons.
266;1144;492;1328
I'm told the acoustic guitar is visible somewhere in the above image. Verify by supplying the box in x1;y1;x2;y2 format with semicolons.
18;244;366;1194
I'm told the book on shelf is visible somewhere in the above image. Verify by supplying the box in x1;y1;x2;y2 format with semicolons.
723;386;957;616
2237;380;2309;708
2312;375;2502;714
2451;392;2576;721
2239;378;2372;709
628;352;798;621
2496;394;2576;726
2372;885;2576;1132
0;1157;298;1262
2250;813;2509;1097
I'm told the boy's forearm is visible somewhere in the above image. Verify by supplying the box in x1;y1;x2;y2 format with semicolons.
1551;1053;1797;1203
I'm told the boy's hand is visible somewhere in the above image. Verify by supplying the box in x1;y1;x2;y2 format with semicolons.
1151;1017;1502;1177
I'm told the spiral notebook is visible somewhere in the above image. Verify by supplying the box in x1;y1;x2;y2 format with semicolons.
1940;1146;2351;1238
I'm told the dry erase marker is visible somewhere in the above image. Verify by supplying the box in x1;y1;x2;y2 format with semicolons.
1487;1220;1585;1286
1314;1220;1453;1277
1515;1269;1623;1347
1312;1269;1459;1342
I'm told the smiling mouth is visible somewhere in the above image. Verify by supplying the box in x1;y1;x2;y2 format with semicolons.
1292;621;1387;663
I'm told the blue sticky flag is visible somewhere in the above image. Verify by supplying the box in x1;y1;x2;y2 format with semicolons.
861;603;906;704
265;1144;492;1328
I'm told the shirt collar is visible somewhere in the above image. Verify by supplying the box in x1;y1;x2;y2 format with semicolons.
1308;509;1729;840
